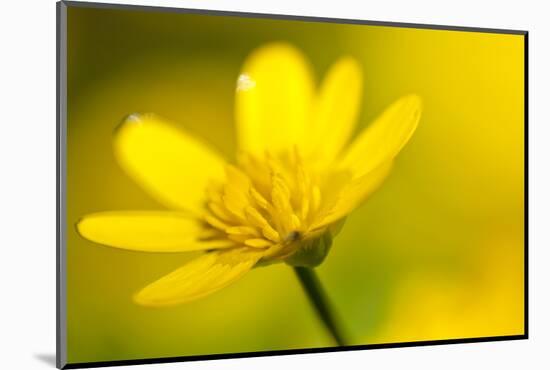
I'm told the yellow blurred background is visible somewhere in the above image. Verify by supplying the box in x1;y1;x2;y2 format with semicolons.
65;5;525;363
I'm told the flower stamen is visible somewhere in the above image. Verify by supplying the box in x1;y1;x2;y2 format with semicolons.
202;151;324;260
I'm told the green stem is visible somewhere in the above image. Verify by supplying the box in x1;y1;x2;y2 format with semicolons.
293;266;348;346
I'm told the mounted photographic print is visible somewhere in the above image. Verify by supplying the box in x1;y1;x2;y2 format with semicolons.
56;1;527;368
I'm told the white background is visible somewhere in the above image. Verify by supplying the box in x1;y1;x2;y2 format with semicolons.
0;0;547;369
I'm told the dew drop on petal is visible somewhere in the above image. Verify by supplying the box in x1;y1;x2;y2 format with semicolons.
125;113;143;123
236;74;256;92
114;113;145;135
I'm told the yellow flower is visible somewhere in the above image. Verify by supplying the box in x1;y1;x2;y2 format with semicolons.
76;43;422;307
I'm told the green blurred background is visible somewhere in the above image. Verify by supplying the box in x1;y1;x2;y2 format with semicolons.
66;5;525;364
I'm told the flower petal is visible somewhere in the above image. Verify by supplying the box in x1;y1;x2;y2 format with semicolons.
308;57;363;162
114;114;226;213
312;162;393;229
134;247;264;306
339;95;422;178
235;42;314;155
76;211;235;252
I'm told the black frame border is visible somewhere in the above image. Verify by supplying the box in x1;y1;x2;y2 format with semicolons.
56;1;529;369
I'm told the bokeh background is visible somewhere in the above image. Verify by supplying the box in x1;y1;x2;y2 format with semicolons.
65;5;525;364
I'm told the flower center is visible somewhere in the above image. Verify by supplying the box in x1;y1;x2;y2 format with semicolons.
201;150;323;260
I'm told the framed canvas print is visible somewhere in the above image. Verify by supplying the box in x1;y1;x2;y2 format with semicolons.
56;1;527;368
